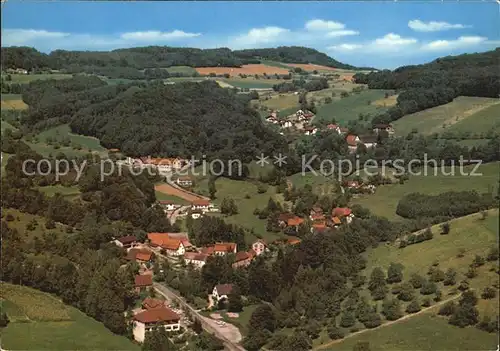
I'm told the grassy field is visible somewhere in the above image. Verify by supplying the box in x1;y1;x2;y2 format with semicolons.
351;162;499;220
193;177;287;242
371;94;398;107
456;139;492;148
221;78;280;89
288;171;337;194
3;73;73;84
323;313;498;351
1;120;18;133
315;89;390;125
0;283;139;350
261;93;299;111
155;190;190;205
161;66;198;75
26;124;107;158
443;103;500;137
38;185;81;200
393;97;499;137
259;60;293;69
1;152;12;174
1;94;28;110
1;208;68;240
316;210;499;351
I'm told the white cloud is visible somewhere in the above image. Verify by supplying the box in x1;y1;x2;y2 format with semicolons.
328;43;363;51
326;30;359;38
374;33;418;48
421;36;487;51
120;30;200;42
230;26;290;48
2;29;70;46
408;19;469;32
305;19;345;31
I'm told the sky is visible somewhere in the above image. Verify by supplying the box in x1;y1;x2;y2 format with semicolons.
2;1;499;69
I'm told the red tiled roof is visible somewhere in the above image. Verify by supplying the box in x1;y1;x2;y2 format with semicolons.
214;242;237;253
200;246;215;255
133;307;180;324
234;251;251;262
142;298;165;310
135;275;153;287
161;239;182;251
346;135;359;147
311;214;325;221
184;252;209;262
332;216;342;225
215;284;233;295
136;251;153;261
287;216;305;226
117;235;136;245
327;124;338;130
148;232;170;247
333;207;352;217
287;238;301;245
313;222;327;232
278;213;295;222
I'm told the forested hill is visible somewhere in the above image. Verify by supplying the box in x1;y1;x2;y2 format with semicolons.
353;48;500;125
69;81;288;160
1;45;357;71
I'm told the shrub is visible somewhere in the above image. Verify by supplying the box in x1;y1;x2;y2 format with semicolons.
440;222;450;234
481;287;497;300
406;299;421;314
420;281;437;295
438;301;457;316
327;325;344;340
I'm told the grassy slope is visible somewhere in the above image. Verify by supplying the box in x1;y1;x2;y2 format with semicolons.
3;73;73;84
315;89;390;124
155;190;190;205
221;78;280;89
38;185;81;200
393;97;499;137
323;211;499;351
444;103;500;136
1;208;68;240
351;162;499;220
0;283;139;351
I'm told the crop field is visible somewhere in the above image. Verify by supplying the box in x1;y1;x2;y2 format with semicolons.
0;283;139;351
393;96;499;137
259;60;294;69
351;162;499;220
1;94;28;110
195;64;290;77
315;89;390;124
155;183;207;203
3;73;73;84
26;124;107;158
155;190;190;205
286;63;337;72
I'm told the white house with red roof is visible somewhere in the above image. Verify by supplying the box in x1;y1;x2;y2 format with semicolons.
133;306;180;342
251;239;268;256
191;199;212;212
212;284;234;302
332;207;355;224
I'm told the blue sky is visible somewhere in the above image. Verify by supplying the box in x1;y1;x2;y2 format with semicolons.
2;1;499;68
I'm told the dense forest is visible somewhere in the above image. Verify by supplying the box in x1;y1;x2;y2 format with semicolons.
1;46;358;78
353;48;500;125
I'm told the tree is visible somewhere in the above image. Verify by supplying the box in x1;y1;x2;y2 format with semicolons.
220;198;238;216
420;280;437;295
382;298;403;321
340;310;356;328
472;255;485;267
386;262;403;284
481;287;497;300
227;287;243;312
465;266;477;279
449;304;479;328
368;267;386;291
195;332;224;351
429;268;445;282
208;178;217;199
434;289;442;302
192;318;203;334
459;291;478;306
362;312;382;328
397;282;415;302
406;298;421;313
142;326;177;351
45;218;56;229
486;247;499;261
327;324;344;339
282;331;311;351
409;273;425;289
422;297;431;307
443;268;457;286
440;222;450;234
438;301;457;316
248;304;276;333
458;280;470;291
0;312;9;328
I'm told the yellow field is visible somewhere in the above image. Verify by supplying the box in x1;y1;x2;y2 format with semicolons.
1;99;28;110
372;94;398;107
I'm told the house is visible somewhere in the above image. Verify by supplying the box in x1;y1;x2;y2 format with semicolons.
287;238;301;245
310;206;323;217
279;120;293;128
135;275;153;293
312;222;327;233
346;180;360;189
126;249;154;263
142;297;165;310
232;251;255;268
332;207;355;224
212;284;234;302
184;252;209;269
346;134;360;152
191;199;211;212
251;239;268;256
114;235;137;249
310;213;326;222
287;216;305;228
359;135;378;149
327;124;341;134
200;246;215;256
159;200;180;212
214;242;237;256
332;216;342;227
373;124;395;135
161;239;185;256
176;176;193;187
304;127;318;136
133;307;181;342
278;213;296;227
166;232;193;250
339;127;349;134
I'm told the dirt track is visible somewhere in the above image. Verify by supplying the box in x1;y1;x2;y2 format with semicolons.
196;64;290;77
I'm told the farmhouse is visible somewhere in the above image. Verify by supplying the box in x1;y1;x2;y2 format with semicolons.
214;242;237;256
286;216;305;228
114;235;137;249
135;275;153;293
232;251;256;268
176;176;193;187
133;307;181;342
126;249;154;263
278;213;296;227
251;239;268;256
212;284;234;302
373;123;395;135
158;200;180;211
304;126;318;136
327;124;341;134
359;135;378;149
161;239;185;256
191;199;212;212
346;134;361;153
333;207;355;224
184;252;209;269
279;120;293;129
346;180;360;189
312;222;327;233
191;209;203;219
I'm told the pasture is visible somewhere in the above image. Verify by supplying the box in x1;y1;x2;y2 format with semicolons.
1;208;68;241
351;162;499;220
315;89;390;124
3;73;72;84
38;185;81;200
443;102;500;137
261;92;299;111
393;96;499;137
155;190;190;205
0;283;139;351
162;66;198;75
371;94;398;107
222;78;279;89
